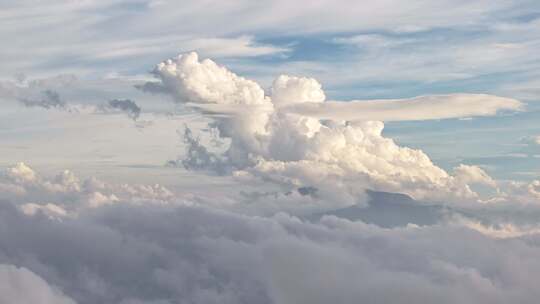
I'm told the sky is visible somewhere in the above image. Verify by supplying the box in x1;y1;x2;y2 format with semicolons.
1;1;540;303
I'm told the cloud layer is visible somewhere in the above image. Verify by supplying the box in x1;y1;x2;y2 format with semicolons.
2;187;540;303
1;162;540;303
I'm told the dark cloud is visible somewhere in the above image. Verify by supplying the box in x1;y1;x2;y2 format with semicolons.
18;89;67;110
297;186;318;197
167;126;229;174
134;82;168;95
108;99;141;121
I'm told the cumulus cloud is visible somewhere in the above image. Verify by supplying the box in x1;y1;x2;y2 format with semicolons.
7;162;37;183
144;52;523;206
453;164;497;188
0;163;179;216
500;180;540;203
271;75;326;106
152;52;269;106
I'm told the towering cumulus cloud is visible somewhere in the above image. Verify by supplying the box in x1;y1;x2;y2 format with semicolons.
149;52;521;206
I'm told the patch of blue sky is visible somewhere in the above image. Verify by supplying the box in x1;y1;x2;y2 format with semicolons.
384;109;540;180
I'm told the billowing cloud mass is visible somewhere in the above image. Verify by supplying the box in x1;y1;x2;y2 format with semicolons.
0;163;178;216
148;52;524;206
2;176;540;303
153;52;269;106
1;163;540;303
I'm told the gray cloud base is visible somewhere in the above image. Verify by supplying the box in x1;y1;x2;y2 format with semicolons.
1;199;540;304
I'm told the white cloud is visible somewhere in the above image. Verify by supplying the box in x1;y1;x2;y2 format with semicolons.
454;216;540;239
271;75;326;106
502;180;540;203
7;162;37;183
0;163;181;215
153;52;270;106
453;164;497;188
149;52;521;205
0;264;76;304
19;203;68;218
284;94;523;122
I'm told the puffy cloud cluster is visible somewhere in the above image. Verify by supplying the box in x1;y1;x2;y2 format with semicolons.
0;163;178;217
149;52;520;206
271;75;326;106
453;164;497;188
501;180;540;203
153;52;269;106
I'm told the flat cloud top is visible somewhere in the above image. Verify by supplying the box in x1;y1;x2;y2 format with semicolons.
284;94;523;122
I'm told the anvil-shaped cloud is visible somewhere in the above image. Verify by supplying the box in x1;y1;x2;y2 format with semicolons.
145;52;523;207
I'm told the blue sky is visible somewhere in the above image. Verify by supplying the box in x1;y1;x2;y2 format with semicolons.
1;0;539;183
